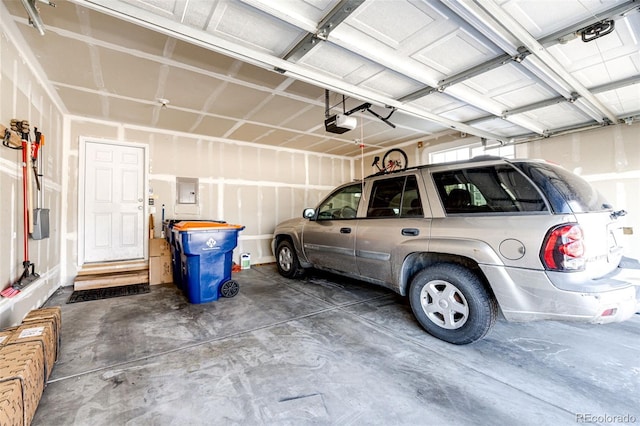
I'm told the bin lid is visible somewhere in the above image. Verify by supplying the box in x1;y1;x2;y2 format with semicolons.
173;221;244;231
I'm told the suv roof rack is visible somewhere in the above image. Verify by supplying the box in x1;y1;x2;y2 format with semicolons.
364;155;509;179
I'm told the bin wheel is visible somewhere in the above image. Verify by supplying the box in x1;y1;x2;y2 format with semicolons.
220;280;239;298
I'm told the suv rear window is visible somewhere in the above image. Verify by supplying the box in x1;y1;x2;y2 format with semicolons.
433;165;547;214
513;162;610;213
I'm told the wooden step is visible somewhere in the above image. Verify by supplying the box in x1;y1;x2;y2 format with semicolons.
74;260;149;291
76;260;148;276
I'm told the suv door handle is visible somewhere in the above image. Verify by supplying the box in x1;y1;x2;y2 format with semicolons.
402;228;419;236
340;227;351;234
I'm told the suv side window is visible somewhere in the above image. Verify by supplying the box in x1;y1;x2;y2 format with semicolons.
367;175;423;218
433;165;548;214
317;183;362;220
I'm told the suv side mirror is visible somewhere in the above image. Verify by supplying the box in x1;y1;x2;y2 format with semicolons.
303;208;316;219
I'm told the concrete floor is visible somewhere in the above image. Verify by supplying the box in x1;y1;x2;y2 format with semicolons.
33;265;639;425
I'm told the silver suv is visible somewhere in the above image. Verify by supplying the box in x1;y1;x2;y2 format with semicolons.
272;157;640;344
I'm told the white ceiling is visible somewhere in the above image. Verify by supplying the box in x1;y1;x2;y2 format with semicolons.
3;0;640;156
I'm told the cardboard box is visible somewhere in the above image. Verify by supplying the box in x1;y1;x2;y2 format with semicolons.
6;322;56;381
0;330;15;349
22;307;61;363
22;308;61;335
0;379;23;426
149;256;172;285
0;343;45;426
149;238;170;257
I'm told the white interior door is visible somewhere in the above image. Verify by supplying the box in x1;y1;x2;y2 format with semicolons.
83;141;145;263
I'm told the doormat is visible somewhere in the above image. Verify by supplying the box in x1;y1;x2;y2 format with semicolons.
67;283;150;304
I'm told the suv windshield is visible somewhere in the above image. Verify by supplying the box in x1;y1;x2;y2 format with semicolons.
513;162;610;213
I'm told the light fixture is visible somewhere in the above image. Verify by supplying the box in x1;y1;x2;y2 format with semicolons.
157;98;170;109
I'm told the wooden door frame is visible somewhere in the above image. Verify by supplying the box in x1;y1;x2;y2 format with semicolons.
78;137;149;266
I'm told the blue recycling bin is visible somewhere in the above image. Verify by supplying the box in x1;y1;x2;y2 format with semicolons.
173;221;245;304
163;220;184;291
164;219;226;293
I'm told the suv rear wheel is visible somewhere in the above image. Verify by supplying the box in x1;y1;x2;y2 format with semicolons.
276;239;304;278
409;263;497;344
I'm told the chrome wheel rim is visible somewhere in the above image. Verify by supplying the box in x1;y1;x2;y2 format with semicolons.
278;246;293;272
420;280;469;329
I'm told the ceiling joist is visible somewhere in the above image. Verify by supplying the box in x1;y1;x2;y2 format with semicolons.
6;0;637;154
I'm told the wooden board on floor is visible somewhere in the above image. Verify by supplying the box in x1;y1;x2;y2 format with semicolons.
74;270;149;291
74;260;149;291
76;260;148;276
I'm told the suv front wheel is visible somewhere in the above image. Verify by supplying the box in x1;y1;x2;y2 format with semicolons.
275;239;305;278
409;263;497;344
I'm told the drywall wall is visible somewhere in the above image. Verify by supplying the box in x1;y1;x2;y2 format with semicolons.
0;24;64;327
62;118;353;285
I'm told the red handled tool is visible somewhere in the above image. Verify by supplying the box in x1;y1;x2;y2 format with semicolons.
1;120;39;298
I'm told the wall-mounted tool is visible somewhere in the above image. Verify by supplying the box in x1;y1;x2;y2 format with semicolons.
1;120;40;297
1;124;23;149
31;127;49;240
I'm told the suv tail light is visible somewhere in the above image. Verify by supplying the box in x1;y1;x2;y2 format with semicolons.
541;224;585;271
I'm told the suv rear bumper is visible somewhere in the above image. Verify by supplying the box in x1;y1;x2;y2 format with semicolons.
480;265;640;323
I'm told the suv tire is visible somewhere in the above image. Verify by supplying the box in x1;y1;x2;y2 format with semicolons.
409;263;497;344
276;239;305;278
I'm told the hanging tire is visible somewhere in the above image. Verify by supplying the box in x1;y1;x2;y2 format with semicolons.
220;280;239;298
408;263;497;344
275;239;305;279
382;148;408;171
